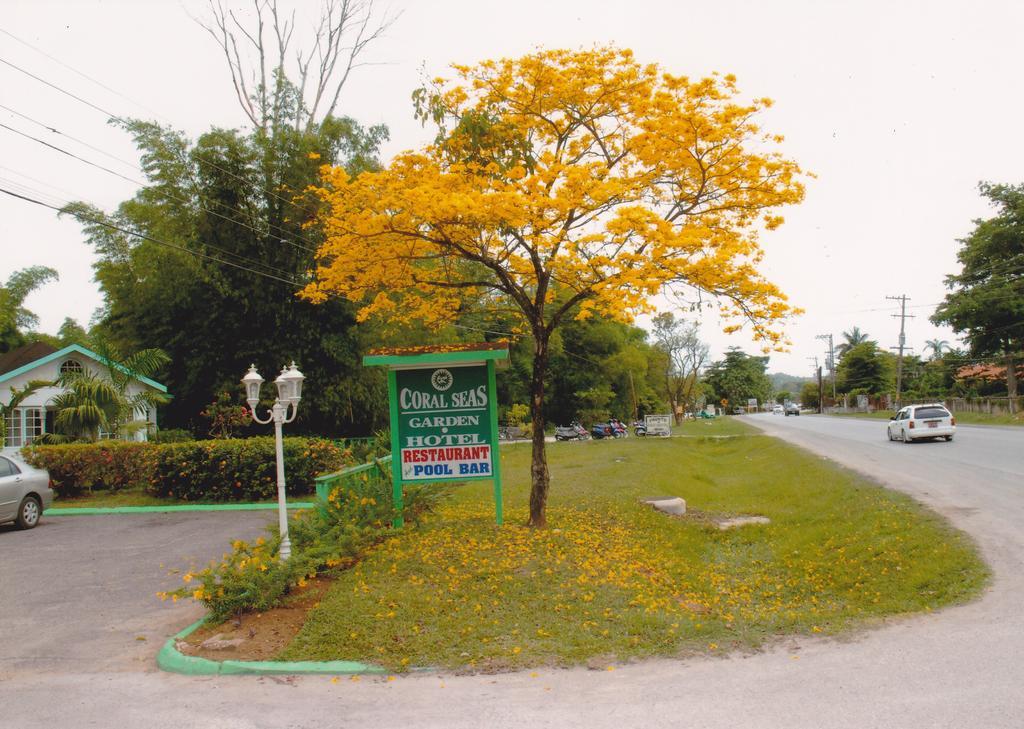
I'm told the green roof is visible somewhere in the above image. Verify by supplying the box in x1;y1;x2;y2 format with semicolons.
0;344;168;393
363;343;509;368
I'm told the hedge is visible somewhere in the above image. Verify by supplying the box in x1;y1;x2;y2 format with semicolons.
22;437;346;501
22;441;158;497
149;437;344;502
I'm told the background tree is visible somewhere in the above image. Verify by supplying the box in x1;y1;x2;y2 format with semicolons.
0;266;58;353
923;338;950;360
933;182;1024;412
705;348;773;410
306;48;806;526
56;318;91;348
199;0;394;134
835;326;871;360
836;341;891;396
64;2;393;435
800;380;820;410
651;312;708;423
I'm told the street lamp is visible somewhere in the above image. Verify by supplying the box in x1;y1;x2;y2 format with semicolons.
242;361;305;561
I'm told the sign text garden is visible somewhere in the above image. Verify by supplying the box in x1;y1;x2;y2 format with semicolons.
364;343;508;527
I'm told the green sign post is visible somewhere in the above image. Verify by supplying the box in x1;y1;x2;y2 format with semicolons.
363;343;509;527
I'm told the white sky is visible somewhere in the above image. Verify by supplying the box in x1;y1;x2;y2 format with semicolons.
2;0;1022;376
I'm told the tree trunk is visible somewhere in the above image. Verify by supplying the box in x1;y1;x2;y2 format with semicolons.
527;333;550;528
1007;353;1019;414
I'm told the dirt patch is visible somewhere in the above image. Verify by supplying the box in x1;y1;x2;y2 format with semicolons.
674;508;769;529
176;577;334;662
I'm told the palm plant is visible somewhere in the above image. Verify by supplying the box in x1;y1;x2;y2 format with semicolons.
46;343;171;442
49;372;121;441
835;327;871;359
92;344;171;437
924;338;950;360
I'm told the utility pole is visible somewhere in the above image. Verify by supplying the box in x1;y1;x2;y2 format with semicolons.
817;366;824;414
802;356;818;408
816;333;836;403
887;295;915;408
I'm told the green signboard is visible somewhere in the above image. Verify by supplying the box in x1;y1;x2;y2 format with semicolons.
395;365;495;481
364;344;508;527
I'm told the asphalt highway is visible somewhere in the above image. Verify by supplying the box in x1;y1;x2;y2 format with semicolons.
1;417;1022;728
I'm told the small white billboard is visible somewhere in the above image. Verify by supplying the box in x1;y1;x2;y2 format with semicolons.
645;414;672;437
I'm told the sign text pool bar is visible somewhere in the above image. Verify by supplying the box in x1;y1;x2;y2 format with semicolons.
363;344;508;527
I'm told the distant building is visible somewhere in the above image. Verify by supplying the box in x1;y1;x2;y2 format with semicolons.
0;343;168;450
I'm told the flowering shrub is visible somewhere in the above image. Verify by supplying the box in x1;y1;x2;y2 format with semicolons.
24;436;345;501
201;391;251;439
149;437;345;502
22;441;158;497
161;471;449;622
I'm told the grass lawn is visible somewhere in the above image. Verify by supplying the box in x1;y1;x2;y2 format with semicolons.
52;487;288;508
831;410;1023;427
279;419;987;672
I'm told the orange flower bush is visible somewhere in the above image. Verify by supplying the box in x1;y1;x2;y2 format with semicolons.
160;470;448;622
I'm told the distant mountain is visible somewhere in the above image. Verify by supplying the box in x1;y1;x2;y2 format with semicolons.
769;372;812;395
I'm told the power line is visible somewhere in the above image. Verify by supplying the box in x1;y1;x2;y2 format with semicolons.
0;26;167;121
0;186;301;287
0;53;324;251
0;102;139;170
0;102;322;255
0;121;308;280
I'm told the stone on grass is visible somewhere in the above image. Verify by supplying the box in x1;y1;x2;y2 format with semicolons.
717;516;770;530
641;496;686;516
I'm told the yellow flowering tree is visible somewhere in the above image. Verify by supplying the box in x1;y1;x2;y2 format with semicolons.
303;47;806;527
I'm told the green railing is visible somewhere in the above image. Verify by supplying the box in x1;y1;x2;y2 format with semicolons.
314;454;393;502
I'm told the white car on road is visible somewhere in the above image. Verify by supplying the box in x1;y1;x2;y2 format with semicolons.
0;454;53;529
887;404;956;443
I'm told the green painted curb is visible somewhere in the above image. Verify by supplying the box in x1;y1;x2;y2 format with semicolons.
47;502;315;516
157;618;387;676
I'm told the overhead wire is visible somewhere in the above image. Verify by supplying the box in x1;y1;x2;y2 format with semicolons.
0;186;301;287
0;53;324;254
0;119;305;281
0;27;167;121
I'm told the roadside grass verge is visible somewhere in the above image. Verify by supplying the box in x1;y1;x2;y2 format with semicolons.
830;410;1023;427
279;419;987;672
53;487;283;509
672;416;751;436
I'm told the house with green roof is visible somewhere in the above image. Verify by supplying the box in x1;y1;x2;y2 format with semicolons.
0;342;169;450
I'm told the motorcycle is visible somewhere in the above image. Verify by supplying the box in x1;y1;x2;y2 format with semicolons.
609;418;628;438
632;420;647;437
555;421;589;441
590;422;614;439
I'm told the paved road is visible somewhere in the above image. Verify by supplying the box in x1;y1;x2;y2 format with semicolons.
0;511;276;675
1;420;1023;728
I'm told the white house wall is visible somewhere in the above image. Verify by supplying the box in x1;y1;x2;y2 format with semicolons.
1;354;162;443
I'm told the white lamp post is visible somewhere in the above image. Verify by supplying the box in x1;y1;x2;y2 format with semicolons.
242;361;305;561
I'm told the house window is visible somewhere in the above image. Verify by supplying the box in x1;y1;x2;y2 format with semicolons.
59;359;83;376
3;408;44;448
3;409;21;448
23;408;43;444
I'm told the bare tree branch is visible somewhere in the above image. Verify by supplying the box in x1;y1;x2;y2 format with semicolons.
196;0;396;132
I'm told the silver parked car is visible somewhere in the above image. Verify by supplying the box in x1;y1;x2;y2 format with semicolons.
0;454;53;529
887;403;956;443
